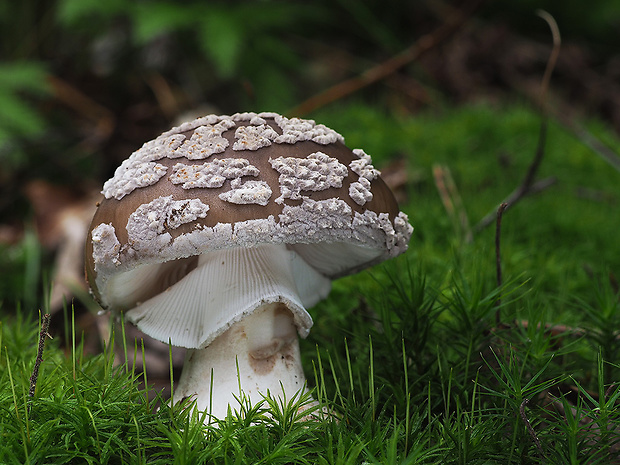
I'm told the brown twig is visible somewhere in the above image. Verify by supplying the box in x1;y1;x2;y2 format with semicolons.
520;398;545;457
506;14;620;174
47;75;116;144
494;203;508;326
474;176;556;233
289;0;483;116
535;10;561;113
145;74;181;120
516;319;620;344
605;383;618;399
475;115;550;234
554;112;620;173
517;320;586;338
474;12;561;234
29;313;53;400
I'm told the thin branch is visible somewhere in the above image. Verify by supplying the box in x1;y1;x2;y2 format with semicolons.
535;10;561;113
522;118;548;194
507;15;620;173
495;203;508;326
520;398;545;457
474;177;557;233
554;112;620;173
47;75;115;143
474;12;561;234
516;320;586;338
29;313;53;400
289;0;483;116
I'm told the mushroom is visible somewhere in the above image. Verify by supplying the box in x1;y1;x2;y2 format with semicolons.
85;112;413;419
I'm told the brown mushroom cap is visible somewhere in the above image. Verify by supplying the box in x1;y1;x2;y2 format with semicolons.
86;112;412;314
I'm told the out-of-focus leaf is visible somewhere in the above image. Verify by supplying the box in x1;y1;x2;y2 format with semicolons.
198;8;243;79
0;126;9;145
0;63;48;144
0;62;48;94
131;2;198;44
194;2;316;79
0;92;46;138
0;62;48;178
56;0;127;25
249;66;297;111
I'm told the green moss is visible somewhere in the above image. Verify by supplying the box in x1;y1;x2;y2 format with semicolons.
2;101;620;463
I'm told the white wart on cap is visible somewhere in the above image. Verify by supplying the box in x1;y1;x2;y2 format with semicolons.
86;112;413;349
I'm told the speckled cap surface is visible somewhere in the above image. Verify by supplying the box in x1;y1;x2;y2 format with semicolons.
86;112;413;310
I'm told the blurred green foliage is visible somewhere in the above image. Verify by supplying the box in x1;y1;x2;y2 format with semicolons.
0;63;49;179
0;63;48;140
56;0;314;81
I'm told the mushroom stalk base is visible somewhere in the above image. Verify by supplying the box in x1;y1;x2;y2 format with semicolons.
173;303;308;419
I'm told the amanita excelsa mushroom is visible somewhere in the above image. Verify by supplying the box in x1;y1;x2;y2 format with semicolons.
85;112;412;419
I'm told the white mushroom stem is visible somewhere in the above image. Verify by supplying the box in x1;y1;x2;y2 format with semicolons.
173;302;307;418
123;244;331;419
